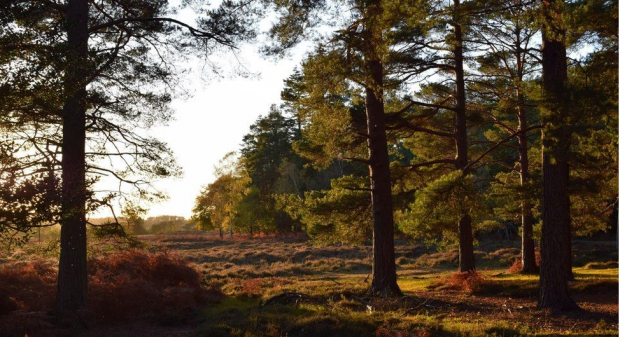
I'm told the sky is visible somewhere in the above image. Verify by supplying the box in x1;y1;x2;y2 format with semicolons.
138;47;307;219
88;4;314;220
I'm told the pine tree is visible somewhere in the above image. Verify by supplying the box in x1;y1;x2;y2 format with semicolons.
537;0;578;311
469;0;541;273
1;0;255;320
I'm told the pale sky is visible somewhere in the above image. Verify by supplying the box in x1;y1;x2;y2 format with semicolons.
151;49;305;218
99;44;308;219
88;3;315;220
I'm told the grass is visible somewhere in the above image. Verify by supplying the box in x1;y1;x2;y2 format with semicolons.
150;234;618;337
0;233;617;336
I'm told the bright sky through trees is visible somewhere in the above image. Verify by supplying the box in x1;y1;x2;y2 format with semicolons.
92;42;307;218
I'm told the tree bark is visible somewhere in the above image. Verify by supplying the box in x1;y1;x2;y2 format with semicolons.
517;91;537;274
457;214;475;272
366;66;401;296
538;0;578;312
453;0;475;273
362;0;401;297
56;0;89;320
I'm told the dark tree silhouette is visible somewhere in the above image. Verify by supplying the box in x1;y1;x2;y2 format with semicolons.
1;0;255;321
537;0;578;311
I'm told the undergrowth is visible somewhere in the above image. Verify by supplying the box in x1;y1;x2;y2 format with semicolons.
0;250;221;325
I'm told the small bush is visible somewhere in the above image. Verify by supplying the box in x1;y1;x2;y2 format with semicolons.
0;259;56;313
440;271;491;294
0;250;221;325
88;249;220;323
507;252;541;273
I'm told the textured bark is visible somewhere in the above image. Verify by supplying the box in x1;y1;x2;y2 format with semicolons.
539;151;576;311
457;214;475;272
56;0;89;319
537;0;578;312
565;236;575;280
517;92;537;274
453;0;475;273
363;0;401;297
366;60;402;296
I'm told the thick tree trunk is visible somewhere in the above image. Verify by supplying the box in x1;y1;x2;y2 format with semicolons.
363;0;400;297
457;214;475;272
366;59;401;297
538;0;578;311
517;93;537;274
453;0;475;273
56;0;89;320
565;235;575;280
539;150;576;310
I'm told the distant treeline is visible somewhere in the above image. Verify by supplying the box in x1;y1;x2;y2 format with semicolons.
90;215;192;235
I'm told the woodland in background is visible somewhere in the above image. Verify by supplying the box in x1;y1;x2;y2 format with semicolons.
0;0;617;332
191;0;618;310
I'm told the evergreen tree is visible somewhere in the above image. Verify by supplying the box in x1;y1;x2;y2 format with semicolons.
266;0;434;295
537;0;578;311
240;105;299;234
1;0;254;318
469;0;542;273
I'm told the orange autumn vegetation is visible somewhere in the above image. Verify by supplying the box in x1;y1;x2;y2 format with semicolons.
0;250;221;323
507;252;542;273
442;271;492;294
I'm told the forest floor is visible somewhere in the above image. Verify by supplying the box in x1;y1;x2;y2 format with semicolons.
0;232;618;336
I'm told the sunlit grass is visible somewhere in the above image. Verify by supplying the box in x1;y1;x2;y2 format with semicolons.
148;235;617;336
3;234;616;336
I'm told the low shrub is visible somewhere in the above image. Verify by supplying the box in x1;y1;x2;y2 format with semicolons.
435;271;491;294
0;259;56;313
88;249;220;323
0;250;221;324
507;252;541;273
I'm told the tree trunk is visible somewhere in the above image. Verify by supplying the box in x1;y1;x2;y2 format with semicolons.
457;214;475;272
565;233;575;280
453;0;475;273
366;84;402;296
361;0;400;297
517;92;537;274
366;59;401;296
56;0;89;321
538;0;578;311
